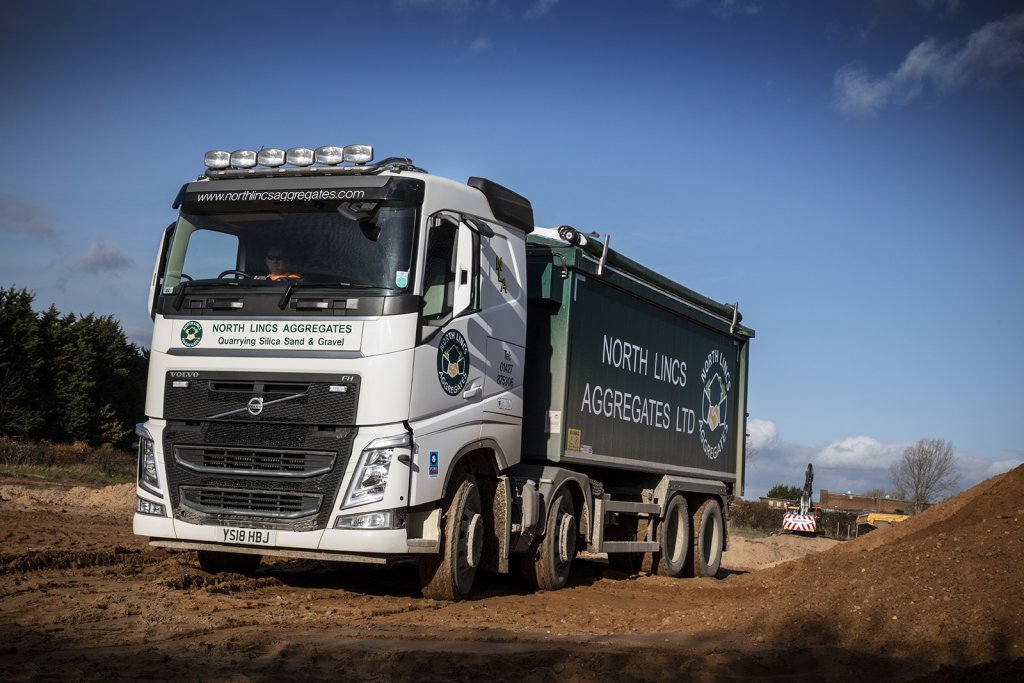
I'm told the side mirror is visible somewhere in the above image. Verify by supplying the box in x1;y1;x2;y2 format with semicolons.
452;222;476;316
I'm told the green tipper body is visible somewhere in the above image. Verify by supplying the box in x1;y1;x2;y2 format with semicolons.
523;234;754;486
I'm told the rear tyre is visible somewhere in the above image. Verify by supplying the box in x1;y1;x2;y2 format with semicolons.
197;550;261;575
653;494;690;577
687;497;724;578
524;489;578;591
419;476;482;601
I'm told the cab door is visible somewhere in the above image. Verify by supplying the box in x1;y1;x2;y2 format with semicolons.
408;215;486;504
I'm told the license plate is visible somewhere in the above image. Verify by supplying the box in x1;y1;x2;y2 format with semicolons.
220;527;277;546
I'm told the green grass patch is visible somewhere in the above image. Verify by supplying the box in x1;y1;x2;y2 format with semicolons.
0;438;135;484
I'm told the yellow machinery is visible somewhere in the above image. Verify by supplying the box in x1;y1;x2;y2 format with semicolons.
856;512;910;529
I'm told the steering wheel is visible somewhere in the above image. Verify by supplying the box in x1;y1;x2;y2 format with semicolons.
218;270;253;280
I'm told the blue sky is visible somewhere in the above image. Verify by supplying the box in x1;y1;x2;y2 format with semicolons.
2;0;1022;498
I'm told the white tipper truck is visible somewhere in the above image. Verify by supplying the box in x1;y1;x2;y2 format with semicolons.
134;145;754;600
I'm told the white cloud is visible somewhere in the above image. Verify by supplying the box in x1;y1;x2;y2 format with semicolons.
835;12;1024;117
816;435;907;470
526;0;559;19
0;193;57;238
74;238;134;273
743;431;1020;501
983;458;1024;477
746;417;778;451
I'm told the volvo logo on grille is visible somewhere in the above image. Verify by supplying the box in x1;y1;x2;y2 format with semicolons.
247;397;264;416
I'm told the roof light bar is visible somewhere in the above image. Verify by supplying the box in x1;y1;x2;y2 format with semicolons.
202;145;386;174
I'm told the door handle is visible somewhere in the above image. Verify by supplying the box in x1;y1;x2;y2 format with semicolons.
463;386;482;400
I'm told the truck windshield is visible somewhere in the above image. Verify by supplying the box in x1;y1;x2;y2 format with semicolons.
162;203;417;293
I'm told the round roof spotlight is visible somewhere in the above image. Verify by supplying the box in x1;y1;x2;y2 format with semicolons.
343;144;373;164
204;150;230;170
315;146;345;165
557;225;582;246
286;147;314;166
257;148;286;167
230;150;257;168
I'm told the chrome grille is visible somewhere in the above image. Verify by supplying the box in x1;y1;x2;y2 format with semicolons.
180;486;322;519
175;446;335;477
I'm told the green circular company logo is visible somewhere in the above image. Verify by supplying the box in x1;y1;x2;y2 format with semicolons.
699;349;732;460
180;320;203;348
437;329;469;396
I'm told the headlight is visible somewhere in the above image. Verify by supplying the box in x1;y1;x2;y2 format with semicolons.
342;434;410;508
136;424;162;497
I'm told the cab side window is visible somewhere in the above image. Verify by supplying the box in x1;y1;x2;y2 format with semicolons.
421;221;457;323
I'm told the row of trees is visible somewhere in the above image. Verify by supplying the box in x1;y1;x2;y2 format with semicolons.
768;439;960;513
0;287;148;448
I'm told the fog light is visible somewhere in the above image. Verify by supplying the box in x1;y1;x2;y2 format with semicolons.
136;496;166;516
335;509;404;530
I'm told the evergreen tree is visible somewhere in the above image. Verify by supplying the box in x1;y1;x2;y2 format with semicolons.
0;287;44;438
0;287;148;447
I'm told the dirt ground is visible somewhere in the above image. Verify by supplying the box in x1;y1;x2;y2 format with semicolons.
1;468;1022;682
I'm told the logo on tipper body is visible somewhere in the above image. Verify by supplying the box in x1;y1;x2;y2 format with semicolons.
699;349;732;460
436;330;470;396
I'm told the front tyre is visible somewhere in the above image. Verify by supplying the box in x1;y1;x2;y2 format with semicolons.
419;476;483;601
687;497;724;578
524;488;578;591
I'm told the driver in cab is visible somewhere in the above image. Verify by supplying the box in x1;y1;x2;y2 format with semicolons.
258;247;302;281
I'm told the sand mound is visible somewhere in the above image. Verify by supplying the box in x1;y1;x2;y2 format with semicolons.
0;481;134;515
732;465;1024;665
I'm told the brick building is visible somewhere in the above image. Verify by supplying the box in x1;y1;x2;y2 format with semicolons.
819;489;919;514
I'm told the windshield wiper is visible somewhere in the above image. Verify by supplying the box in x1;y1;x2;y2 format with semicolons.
277;281;381;310
172;278;268;310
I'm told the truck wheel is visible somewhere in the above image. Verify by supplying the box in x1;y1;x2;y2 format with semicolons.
197;550;261;575
654;494;690;577
419;476;483;601
687;497;724;578
524;489;578;591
